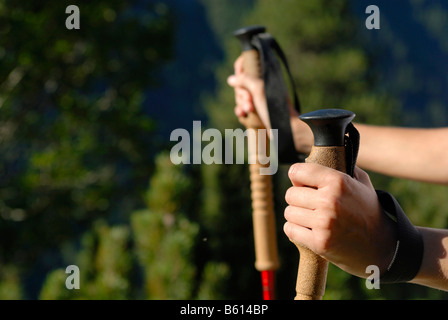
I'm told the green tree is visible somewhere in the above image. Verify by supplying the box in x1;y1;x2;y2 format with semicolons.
39;152;230;299
132;153;199;299
0;0;173;298
131;152;231;299
40;221;133;300
0;265;22;299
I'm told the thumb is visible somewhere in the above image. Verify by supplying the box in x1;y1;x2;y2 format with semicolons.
353;166;373;187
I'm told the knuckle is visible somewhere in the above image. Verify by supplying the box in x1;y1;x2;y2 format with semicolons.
328;172;347;193
313;211;339;255
323;173;351;210
319;191;339;213
314;231;333;255
327;169;349;185
288;164;298;180
316;212;336;231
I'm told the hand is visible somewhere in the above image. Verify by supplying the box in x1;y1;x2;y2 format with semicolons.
283;163;398;278
227;56;271;127
227;56;313;154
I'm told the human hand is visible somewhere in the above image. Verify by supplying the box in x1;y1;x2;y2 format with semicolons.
227;56;313;154
227;55;271;128
283;163;397;278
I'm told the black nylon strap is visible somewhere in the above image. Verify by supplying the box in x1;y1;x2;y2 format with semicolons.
344;129;423;283
376;190;424;283
250;33;306;164
344;122;359;177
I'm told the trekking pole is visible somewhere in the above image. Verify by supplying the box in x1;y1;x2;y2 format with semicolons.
293;109;356;300
234;25;280;300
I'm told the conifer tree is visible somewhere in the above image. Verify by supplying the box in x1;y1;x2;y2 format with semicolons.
0;0;173;298
132;152;198;299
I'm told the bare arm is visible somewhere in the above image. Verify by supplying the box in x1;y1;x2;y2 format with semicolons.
284;119;448;185
228;55;448;184
410;227;448;290
289;120;448;185
356;125;448;184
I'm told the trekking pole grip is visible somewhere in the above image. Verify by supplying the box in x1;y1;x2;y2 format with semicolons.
294;109;355;300
234;25;280;275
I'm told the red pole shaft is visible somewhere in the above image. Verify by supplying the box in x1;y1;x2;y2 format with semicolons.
261;270;275;300
234;27;280;301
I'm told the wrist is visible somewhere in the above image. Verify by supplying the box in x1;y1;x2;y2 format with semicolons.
409;227;448;291
377;209;399;275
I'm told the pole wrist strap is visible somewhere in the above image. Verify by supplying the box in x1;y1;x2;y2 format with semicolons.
250;32;305;164
375;190;424;283
344;122;359;178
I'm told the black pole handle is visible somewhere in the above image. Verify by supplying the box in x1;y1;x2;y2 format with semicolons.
293;108;356;300
299;109;355;146
234;25;266;51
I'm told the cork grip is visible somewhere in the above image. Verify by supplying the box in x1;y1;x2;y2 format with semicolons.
294;146;346;300
238;48;280;272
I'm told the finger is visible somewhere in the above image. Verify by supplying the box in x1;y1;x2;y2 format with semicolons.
235;86;250;100
227;74;238;88
288;162;338;188
235;87;252;106
227;74;250;95
227;71;263;97
227;73;251;90
232;89;253;115
283;221;314;249
234;55;244;74
285;186;319;210
284;205;316;229
234;105;245;117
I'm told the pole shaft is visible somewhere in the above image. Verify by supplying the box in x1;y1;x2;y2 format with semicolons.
294;146;346;300
238;48;280;296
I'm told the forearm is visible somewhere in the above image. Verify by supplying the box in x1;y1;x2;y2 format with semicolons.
355;124;448;184
410;227;448;291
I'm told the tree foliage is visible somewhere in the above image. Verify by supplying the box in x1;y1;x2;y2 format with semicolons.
0;0;173;298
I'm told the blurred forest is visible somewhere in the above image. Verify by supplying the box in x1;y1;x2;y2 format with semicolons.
1;0;448;300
